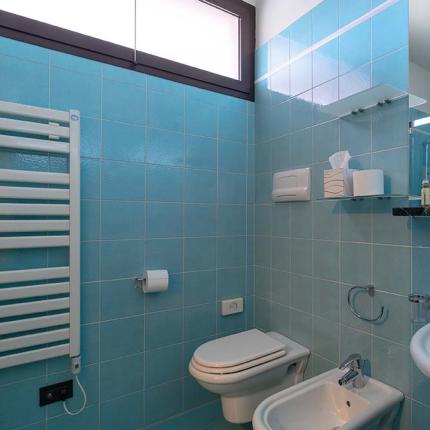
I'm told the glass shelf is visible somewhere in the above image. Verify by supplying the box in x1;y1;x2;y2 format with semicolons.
393;207;430;216
317;194;417;202
318;84;425;118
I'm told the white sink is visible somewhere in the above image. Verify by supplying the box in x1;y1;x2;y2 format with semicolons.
410;322;430;378
253;369;403;430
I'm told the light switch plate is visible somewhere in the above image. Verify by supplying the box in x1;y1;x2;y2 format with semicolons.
221;298;244;316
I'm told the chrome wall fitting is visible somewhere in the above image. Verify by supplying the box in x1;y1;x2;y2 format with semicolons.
347;285;384;322
409;293;430;324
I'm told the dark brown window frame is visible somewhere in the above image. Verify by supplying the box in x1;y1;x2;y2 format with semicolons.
0;0;255;101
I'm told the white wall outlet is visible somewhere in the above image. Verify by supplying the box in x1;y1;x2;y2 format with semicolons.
221;298;244;316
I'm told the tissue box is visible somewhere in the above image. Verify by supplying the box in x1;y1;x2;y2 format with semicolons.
324;168;354;198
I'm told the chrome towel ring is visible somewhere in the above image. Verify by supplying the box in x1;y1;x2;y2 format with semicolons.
347;285;384;322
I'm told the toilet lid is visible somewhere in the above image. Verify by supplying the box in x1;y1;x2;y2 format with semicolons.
191;349;286;374
192;329;285;369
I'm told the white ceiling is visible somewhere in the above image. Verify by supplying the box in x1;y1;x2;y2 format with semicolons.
410;0;430;71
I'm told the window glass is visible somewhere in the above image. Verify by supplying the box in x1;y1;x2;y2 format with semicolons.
136;0;240;79
0;0;134;48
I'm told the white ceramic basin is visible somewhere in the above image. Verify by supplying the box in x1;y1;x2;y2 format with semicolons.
253;369;403;430
410;322;430;378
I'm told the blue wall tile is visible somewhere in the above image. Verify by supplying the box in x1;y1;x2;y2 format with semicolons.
339;21;371;75
101;392;144;430
219;173;247;204
146;344;183;387
0;377;45;429
219;108;247;142
145;238;183;273
184;304;217;340
145;309;183;350
218;142;247;173
81;242;100;283
312;0;339;43
145;380;183;425
185;135;217;170
184;169;217;203
147;165;184;202
103;120;145;162
51;51;101;76
184;238;216;271
183;204;217;237
101;316;145;361
51;67;101;117
101;160;145;200
101;354;144;401
339;0;371;27
81;199;100;241
313;39;339;87
101;278;145;320
100;239;145;280
255;43;269;78
103;64;147;87
148;90;184;132
290;54;312;96
372;47;408;91
0;55;49;107
339;63;371;99
47;405;99;430
81;117;102;158
103;78;146;124
371;0;408;59
289;13;312;58
184;270;217;306
185;100;217;138
146;127;184;166
81;158;100;199
147;202;183;238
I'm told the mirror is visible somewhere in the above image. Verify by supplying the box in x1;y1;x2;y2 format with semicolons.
410;0;430;198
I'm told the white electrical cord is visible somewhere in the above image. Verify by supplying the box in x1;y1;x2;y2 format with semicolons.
63;374;87;416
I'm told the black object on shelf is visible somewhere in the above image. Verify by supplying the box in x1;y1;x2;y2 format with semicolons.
392;206;430;216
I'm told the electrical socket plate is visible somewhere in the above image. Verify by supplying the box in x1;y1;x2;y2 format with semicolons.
39;380;73;406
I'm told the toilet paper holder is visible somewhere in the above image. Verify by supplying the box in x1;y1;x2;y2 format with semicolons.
135;276;145;290
135;270;169;293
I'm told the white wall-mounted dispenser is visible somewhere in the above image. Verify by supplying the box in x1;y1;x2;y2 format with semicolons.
136;270;169;293
272;168;311;202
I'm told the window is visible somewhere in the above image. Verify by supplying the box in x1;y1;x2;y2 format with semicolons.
0;0;135;48
0;0;255;100
137;0;240;80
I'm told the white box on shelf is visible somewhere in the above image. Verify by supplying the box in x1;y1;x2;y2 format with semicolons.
272;168;311;202
353;169;384;197
324;168;355;198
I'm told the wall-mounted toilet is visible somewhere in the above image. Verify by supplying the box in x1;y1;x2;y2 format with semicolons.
188;329;310;423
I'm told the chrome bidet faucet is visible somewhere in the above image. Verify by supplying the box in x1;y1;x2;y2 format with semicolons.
338;353;366;389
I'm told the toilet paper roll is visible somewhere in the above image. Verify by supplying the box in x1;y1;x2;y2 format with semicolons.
143;270;169;293
353;169;384;197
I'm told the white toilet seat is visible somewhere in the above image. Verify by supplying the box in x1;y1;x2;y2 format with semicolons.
191;349;286;374
192;329;286;369
189;352;294;385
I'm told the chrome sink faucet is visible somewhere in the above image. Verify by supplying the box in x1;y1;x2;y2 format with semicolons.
338;353;366;389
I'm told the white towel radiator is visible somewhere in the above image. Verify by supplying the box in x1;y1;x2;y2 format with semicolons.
0;101;81;374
